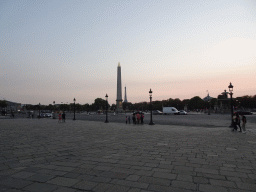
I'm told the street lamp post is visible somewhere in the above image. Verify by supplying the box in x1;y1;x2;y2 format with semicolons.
149;88;154;125
53;101;56;119
228;82;234;128
38;103;41;118
73;98;76;120
105;94;109;123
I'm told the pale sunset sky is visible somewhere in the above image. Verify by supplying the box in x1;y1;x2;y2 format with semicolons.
1;0;256;105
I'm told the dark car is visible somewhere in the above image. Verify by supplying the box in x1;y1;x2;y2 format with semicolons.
236;111;253;115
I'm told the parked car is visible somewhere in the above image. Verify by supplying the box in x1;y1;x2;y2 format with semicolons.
236;111;253;115
45;113;52;117
152;110;163;115
40;113;46;118
179;110;187;115
133;111;144;115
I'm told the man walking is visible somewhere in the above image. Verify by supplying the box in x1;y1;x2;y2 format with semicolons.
62;113;66;122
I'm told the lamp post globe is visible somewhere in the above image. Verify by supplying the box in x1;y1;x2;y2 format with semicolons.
228;82;234;127
73;98;76;120
105;94;109;123
149;88;154;125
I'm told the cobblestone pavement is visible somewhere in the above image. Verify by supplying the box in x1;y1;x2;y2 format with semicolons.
0;119;256;192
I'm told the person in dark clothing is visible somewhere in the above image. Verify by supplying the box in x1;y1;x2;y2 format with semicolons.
141;113;144;124
232;113;237;131
236;113;242;132
132;114;136;124
62;113;66;122
241;114;247;133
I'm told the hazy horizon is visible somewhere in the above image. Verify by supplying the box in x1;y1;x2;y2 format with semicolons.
1;0;256;105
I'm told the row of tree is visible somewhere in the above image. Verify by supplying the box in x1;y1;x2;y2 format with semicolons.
1;94;256;113
0;100;7;108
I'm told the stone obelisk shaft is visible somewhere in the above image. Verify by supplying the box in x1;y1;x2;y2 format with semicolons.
124;86;128;103
116;63;123;112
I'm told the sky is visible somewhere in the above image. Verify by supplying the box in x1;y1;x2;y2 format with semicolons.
1;0;256;105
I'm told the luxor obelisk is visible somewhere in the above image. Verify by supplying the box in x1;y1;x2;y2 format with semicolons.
116;62;123;112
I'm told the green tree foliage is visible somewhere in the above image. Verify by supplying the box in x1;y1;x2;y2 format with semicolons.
174;98;182;110
181;99;190;109
0;100;7;108
189;96;204;110
123;102;133;110
152;101;162;110
110;104;116;111
45;104;54;111
90;98;109;111
82;103;90;111
59;104;70;111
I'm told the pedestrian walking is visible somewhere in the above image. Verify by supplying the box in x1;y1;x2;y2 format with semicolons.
136;113;140;124
132;114;136;124
58;113;62;123
128;116;131;124
141;113;144;124
241;114;247;133
232;113;237;131
62;113;66;122
236;113;242;132
126;116;128;124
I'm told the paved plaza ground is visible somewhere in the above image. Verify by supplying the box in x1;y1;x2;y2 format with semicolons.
0;117;256;192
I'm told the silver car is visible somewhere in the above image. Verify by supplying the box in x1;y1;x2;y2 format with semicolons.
179;110;187;115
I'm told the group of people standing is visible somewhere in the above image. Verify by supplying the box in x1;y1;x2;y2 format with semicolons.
232;113;246;133
125;113;144;124
58;113;66;123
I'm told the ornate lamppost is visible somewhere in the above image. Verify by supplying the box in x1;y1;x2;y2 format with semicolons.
73;98;76;120
149;88;154;125
53;101;56;119
228;82;234;127
38;103;41;118
105;94;109;123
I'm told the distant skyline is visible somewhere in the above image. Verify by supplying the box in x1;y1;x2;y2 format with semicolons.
1;0;256;105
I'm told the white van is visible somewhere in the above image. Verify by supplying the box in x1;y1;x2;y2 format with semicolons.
162;107;180;115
